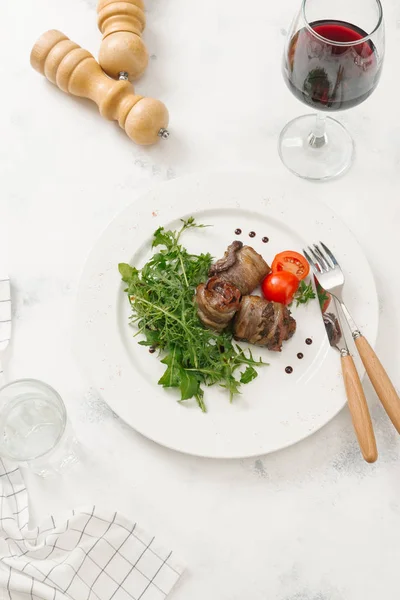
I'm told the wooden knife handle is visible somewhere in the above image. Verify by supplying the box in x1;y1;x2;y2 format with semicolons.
341;353;378;463
355;335;400;434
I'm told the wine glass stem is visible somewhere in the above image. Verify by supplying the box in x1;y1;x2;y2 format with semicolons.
308;113;327;149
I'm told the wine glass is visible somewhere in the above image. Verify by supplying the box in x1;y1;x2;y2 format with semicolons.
279;0;384;180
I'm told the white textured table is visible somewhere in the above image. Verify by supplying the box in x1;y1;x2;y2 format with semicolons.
2;0;400;598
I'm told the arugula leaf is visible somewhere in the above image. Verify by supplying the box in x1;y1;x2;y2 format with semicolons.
152;227;175;250
240;365;258;384
158;348;181;387
220;375;241;402
118;263;136;283
194;389;206;413
180;370;200;400
293;280;316;307
137;327;159;347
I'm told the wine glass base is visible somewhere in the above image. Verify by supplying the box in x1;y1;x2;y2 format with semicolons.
278;114;354;181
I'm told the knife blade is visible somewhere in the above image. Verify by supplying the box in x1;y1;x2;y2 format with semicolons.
317;285;377;463
321;295;349;356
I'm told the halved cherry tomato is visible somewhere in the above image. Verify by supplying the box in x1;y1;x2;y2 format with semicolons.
261;271;299;305
271;251;310;280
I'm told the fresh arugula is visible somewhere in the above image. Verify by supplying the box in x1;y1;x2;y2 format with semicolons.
119;217;266;412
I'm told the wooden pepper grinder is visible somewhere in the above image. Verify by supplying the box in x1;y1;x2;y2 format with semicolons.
97;0;148;81
30;30;169;145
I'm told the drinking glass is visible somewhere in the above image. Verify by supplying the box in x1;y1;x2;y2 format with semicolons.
0;379;79;476
279;0;384;180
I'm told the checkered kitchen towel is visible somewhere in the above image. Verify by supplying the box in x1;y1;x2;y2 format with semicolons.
0;459;184;599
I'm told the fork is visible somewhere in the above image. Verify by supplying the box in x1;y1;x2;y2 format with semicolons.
0;273;11;388
304;242;400;434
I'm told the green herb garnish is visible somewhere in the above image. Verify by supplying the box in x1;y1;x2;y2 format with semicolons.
119;217;266;412
293;280;316;306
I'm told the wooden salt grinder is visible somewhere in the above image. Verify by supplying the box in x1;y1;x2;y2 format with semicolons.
30;30;169;145
98;0;149;81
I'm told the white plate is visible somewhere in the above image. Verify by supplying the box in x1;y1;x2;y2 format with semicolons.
75;173;379;458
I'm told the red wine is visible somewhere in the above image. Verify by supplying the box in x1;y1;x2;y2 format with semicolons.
284;20;382;111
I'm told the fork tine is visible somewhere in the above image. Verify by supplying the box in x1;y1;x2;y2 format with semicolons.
313;244;331;271
316;242;335;269
320;242;339;266
303;248;321;274
309;246;326;272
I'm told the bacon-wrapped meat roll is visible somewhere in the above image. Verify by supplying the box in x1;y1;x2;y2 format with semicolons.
209;241;270;295
233;295;296;351
195;276;241;331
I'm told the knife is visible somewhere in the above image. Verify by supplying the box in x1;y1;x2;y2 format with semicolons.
322;295;378;463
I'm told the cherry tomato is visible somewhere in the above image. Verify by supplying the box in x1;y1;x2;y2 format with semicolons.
271;251;310;280
261;271;299;305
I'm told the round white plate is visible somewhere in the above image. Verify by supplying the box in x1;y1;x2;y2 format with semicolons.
75;172;379;458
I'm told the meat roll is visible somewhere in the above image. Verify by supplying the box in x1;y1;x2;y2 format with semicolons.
209;241;270;295
196;276;242;331
233;295;296;351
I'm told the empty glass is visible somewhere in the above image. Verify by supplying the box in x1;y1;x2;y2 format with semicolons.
0;379;79;476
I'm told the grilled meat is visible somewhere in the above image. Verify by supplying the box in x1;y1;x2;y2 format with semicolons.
233;295;296;351
209;241;270;295
196;276;242;331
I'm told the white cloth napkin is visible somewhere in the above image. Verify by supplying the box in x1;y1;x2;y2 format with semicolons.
0;459;184;599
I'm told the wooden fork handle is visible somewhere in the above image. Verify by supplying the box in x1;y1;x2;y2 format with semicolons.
355;335;400;434
341;353;378;463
